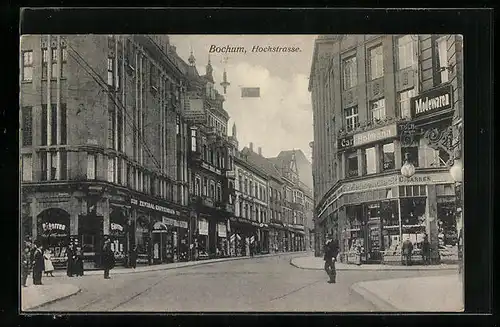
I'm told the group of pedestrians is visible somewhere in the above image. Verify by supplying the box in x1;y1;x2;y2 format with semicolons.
402;234;431;266
66;241;84;277
22;240;55;287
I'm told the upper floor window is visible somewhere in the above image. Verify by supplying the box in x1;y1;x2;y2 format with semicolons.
61;47;67;78
383;143;395;170
42;49;48;79
22;51;33;81
344;106;359;132
190;128;197;151
364;147;377;175
436;36;449;84
87;154;97;180
51;48;59;79
22;154;33;182
342;55;357;90
107;57;115;87
347;152;358;177
398;88;415;119
368;45;384;80
176;116;180;135
397;35;417;70
21;106;32;146
370;98;386;122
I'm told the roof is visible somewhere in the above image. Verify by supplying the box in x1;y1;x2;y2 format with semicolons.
269;149;313;191
240;147;283;182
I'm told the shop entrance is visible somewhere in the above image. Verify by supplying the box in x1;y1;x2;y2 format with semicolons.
136;215;151;265
37;208;71;269
152;222;174;264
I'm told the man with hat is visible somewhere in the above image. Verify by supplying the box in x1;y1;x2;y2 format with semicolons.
323;233;340;284
32;240;45;285
102;236;115;279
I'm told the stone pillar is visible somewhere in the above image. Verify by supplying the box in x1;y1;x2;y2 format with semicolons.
394;139;402;169
101;198;110;236
31;198;38;239
341;152;346;179
357;148;364;177
375;144;383;173
425;185;439;263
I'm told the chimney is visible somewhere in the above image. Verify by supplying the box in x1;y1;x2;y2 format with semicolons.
249;142;253;152
258;147;262;156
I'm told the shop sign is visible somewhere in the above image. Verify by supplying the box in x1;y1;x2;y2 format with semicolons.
410;85;453;119
355;124;398;147
111;223;124;232
201;162;222;175
162;216;188;229
42;223;66;231
343;175;436;193
337;135;354;150
130;198;180;216
198;219;209;236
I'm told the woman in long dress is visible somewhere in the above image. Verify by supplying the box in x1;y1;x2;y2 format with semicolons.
44;249;55;277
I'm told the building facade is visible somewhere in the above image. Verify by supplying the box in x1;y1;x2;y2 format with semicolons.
309;35;463;264
182;53;236;260
20;34;190;268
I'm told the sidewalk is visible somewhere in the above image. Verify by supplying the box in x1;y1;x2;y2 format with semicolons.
351;274;464;312
290;256;459;271
49;251;307;277
21;284;81;311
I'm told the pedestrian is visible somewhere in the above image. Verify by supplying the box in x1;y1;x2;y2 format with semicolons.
66;242;75;277
43;249;55;277
102;238;115;279
421;234;431;265
74;246;84;276
31;240;45;285
249;241;254;257
402;237;414;266
129;245;137;269
21;247;32;287
323;235;340;283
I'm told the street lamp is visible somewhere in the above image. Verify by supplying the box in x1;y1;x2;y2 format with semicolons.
400;153;416;178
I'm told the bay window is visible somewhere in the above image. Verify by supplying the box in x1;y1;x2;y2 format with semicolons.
342;56;357;90
397;35;417;70
368;45;384;80
370;98;386;122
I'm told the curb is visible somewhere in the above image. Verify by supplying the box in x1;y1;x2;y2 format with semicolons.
53;252;308;277
23;286;82;311
289;259;459;272
350;283;399;312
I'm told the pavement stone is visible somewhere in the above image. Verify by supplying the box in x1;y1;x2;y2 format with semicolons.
290;256;459;271
351;274;464;312
21;284;81;311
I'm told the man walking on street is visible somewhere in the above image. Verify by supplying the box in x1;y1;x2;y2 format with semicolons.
102;237;115;279
402;237;414;266
32;240;45;285
324;234;339;284
421;234;431;265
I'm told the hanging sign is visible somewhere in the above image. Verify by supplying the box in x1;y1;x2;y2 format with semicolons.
411;85;453;119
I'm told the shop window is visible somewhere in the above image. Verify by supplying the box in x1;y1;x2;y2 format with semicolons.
22;50;33;81
368;44;384;80
399;185;427;197
344;106;359;132
397;35;417;70
402;146;419;167
383;143;395;170
342;55;357;90
347;152;358;177
370;98;386;122
22;154;33;181
364;147;377;175
400;198;426;226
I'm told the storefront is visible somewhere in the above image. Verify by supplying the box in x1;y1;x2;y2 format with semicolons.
216;221;228;257
37;208;71;269
259;224;270;254
229;216;258;257
318;171;456;264
109;206;128;266
197;216;209;259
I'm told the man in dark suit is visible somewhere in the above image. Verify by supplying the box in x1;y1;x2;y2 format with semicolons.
102;237;115;279
32;240;45;285
324;234;340;284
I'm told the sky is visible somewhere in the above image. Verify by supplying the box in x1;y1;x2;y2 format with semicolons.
169;35;317;161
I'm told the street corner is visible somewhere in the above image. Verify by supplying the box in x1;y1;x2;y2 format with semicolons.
290;256;324;270
350;275;464;312
21;284;81;311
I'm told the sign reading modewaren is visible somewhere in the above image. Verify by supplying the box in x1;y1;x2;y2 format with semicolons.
410;85;453;118
338;124;398;150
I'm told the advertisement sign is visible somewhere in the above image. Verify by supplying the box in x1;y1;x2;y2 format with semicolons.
198;219;209;236
130;198;180;216
338;124;398;150
218;223;227;237
410;85;453;119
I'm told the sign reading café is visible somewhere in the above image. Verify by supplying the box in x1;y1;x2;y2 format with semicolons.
338;124;398;150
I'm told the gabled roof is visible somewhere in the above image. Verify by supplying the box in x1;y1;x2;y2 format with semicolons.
240;147;283;182
269;149;313;191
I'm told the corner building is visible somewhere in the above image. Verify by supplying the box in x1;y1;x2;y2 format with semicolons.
20;35;192;268
309;35;463;264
